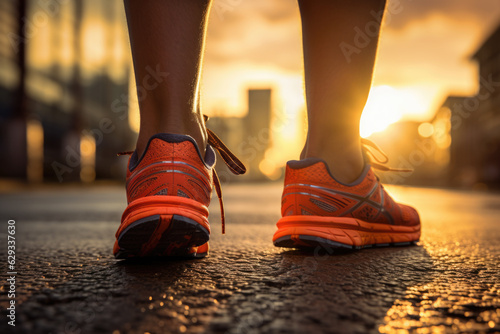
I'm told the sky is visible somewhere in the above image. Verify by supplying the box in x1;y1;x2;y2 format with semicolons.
200;0;500;141
120;0;500;174
10;0;500;141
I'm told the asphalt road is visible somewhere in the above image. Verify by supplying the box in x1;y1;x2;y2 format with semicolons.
0;182;499;334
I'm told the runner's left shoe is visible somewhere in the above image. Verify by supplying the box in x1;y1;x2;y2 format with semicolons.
114;119;245;259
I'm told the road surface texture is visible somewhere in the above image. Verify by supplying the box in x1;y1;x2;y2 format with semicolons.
0;182;499;334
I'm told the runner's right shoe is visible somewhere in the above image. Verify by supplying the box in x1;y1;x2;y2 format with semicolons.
273;139;421;250
114;129;245;259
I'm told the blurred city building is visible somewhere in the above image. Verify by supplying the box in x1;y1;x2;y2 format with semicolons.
208;89;273;182
368;120;449;187
3;1;498;190
377;22;500;189
0;0;135;183
433;24;500;188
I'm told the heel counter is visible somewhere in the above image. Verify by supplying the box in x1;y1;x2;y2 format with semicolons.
281;164;301;217
281;160;334;217
126;139;212;205
126;139;175;203
170;140;213;204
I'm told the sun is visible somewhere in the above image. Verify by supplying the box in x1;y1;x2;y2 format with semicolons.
360;85;430;138
360;85;403;138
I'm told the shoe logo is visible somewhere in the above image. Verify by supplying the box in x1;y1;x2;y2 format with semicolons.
127;161;211;202
309;198;338;212
155;188;168;196
285;183;396;225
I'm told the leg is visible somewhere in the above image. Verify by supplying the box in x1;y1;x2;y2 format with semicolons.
274;0;420;250
298;0;386;183
117;0;247;259
124;0;211;156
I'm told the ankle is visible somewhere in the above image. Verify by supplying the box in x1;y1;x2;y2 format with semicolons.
303;137;365;184
136;114;207;157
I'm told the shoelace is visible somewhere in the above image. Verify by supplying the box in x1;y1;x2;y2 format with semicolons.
361;138;412;173
207;127;246;234
118;116;246;235
118;128;401;233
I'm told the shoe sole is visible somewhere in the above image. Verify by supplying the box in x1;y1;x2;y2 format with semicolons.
114;196;210;259
115;214;209;259
273;215;420;250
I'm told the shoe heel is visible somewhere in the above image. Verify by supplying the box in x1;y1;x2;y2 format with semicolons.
151;214;210;256
115;214;210;259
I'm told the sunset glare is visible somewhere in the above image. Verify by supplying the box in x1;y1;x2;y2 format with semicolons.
197;0;500;163
360;85;429;138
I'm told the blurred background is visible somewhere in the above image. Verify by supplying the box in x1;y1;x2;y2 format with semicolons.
1;0;500;189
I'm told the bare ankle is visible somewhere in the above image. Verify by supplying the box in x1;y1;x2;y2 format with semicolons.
136;115;207;158
304;138;365;183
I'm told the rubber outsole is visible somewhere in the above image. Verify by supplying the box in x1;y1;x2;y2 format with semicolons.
115;214;210;259
273;234;417;250
273;215;420;250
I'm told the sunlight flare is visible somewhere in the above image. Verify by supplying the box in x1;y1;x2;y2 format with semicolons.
360;85;429;138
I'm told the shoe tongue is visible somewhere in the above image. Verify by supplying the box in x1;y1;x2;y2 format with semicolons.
287;157;324;169
128;133;214;172
128;151;140;171
204;145;216;167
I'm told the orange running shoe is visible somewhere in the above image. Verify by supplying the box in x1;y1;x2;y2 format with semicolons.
273;139;421;250
114;130;245;259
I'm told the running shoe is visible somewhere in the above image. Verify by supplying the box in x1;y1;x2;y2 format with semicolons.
114;126;245;259
273;139;421;250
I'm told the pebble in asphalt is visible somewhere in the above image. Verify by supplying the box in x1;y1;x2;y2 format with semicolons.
0;183;499;334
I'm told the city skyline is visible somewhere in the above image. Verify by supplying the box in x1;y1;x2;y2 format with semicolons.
2;0;500;185
198;0;500;138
